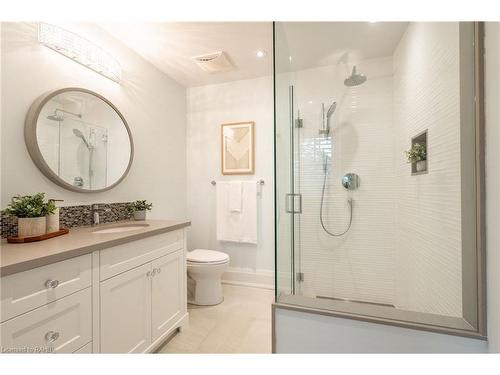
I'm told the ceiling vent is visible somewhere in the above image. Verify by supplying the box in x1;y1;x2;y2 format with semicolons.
192;51;235;74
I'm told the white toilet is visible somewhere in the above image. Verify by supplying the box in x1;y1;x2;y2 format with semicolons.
186;249;230;306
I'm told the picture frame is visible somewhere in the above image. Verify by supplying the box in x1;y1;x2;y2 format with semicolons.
220;121;255;175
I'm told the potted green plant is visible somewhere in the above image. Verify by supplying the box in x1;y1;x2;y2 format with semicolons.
404;143;427;172
127;200;153;221
2;193;56;237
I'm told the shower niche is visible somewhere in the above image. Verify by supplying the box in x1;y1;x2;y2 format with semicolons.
411;130;428;175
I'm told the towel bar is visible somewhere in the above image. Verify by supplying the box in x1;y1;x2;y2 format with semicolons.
211;179;264;186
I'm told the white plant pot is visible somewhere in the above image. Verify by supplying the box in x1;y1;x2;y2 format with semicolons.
46;208;60;233
416;160;427;172
133;210;147;221
17;217;46;237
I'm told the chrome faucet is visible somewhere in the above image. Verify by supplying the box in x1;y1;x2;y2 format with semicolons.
91;204;101;226
91;203;111;225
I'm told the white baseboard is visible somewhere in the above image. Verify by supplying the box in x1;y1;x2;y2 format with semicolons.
222;267;274;290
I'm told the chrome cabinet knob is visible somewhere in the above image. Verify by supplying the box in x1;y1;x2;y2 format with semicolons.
146;271;151;277
44;331;60;342
151;269;156;277
156;268;161;274
45;279;60;289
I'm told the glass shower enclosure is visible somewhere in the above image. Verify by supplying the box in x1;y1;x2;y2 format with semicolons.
273;22;485;337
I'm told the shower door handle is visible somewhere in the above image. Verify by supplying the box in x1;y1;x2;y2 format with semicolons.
285;193;302;214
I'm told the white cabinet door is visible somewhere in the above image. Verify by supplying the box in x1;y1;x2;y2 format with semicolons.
100;263;152;353
151;250;186;342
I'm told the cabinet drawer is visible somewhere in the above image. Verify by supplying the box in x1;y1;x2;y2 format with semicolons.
100;230;183;280
1;254;92;322
0;288;92;354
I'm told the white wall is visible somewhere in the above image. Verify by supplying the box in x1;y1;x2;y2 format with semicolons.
393;23;462;317
1;22;187;220
186;76;274;285
485;22;500;354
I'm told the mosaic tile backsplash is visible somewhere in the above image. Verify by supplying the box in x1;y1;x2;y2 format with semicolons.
1;202;133;238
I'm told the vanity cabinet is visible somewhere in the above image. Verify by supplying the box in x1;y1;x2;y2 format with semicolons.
0;225;189;354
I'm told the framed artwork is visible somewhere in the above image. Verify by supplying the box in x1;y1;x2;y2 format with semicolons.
221;121;255;175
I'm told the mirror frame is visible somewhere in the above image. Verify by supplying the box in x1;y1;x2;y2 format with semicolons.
24;87;134;193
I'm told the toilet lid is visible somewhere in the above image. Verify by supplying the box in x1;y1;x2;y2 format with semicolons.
187;249;229;264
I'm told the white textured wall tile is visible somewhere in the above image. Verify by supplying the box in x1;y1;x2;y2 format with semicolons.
287;24;463;317
292;57;397;305
393;23;462;317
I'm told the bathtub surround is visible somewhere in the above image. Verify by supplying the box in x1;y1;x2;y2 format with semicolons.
186;76;274;287
1;22;187;220
1;202;133;238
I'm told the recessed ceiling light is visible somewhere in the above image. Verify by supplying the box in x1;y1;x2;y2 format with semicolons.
256;50;266;58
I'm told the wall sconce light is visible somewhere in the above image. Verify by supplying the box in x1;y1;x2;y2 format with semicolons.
38;23;122;83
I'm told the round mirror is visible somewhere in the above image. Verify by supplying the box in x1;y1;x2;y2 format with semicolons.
25;88;133;192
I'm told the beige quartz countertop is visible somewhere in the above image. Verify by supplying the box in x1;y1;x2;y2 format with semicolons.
0;219;190;277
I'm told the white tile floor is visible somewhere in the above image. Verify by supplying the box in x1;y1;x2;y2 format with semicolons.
157;284;274;353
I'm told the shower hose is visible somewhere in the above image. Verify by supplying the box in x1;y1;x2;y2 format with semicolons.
319;157;353;236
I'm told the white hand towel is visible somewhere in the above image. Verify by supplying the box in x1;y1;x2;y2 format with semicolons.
228;181;242;213
216;181;257;244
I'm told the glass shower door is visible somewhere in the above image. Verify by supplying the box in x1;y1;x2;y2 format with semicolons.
274;23;302;299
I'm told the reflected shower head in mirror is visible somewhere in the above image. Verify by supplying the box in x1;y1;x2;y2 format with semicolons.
46;108;82;122
73;128;91;149
344;66;367;87
47;113;64;121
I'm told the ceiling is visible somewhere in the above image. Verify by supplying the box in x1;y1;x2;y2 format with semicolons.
99;22;408;88
280;22;409;71
99;22;273;88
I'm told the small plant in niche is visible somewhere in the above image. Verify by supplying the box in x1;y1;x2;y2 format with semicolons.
127;200;153;221
2;193;56;237
404;142;427;172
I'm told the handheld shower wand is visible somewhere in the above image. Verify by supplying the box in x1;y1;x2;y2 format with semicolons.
319;101;337;136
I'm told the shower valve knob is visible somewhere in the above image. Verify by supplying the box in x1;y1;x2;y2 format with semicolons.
342;173;360;190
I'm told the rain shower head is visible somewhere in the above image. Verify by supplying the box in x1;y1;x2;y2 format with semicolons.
344;66;367;87
73;128;91;149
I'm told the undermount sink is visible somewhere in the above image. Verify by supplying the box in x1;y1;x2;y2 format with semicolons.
92;224;150;234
